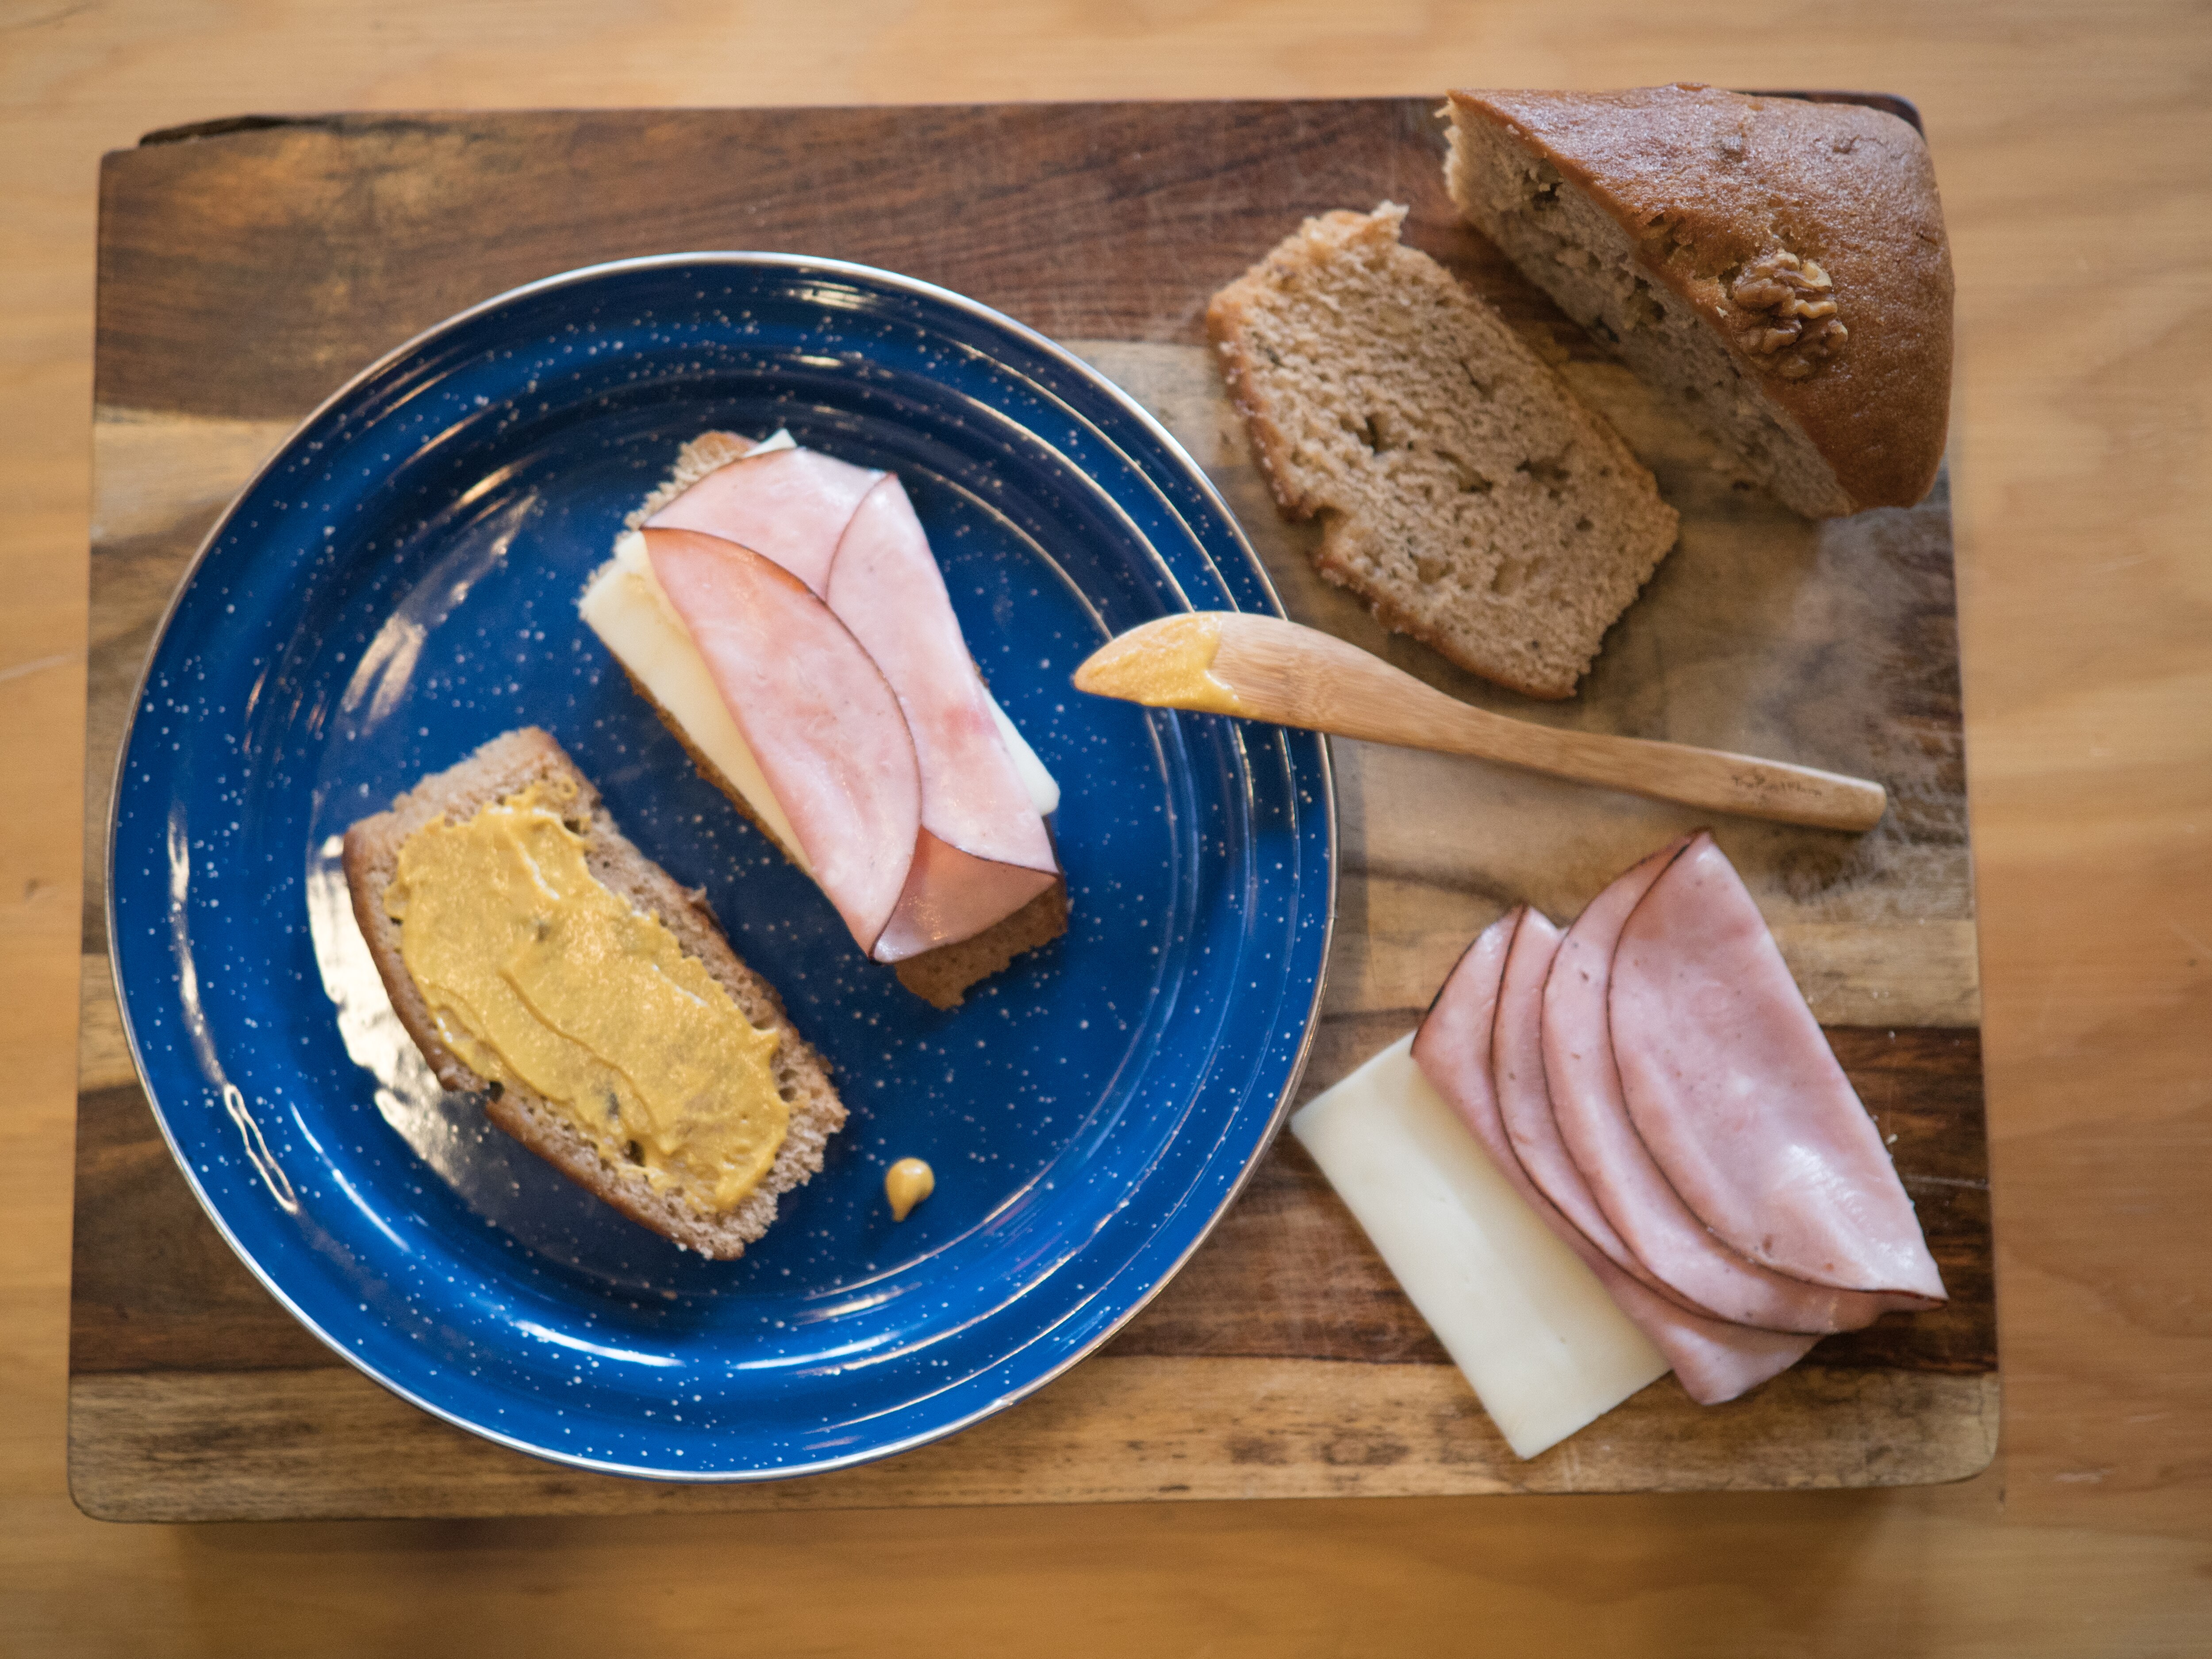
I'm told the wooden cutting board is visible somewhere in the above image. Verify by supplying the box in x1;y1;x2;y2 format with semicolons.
69;99;1996;1522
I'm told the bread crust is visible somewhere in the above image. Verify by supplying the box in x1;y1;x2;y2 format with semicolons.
342;727;845;1259
626;430;765;530
895;865;1070;1010
1446;84;1954;514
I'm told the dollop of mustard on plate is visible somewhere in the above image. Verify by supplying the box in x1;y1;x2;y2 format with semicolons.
884;1157;935;1221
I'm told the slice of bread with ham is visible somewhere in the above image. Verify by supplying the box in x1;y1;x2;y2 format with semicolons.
1413;832;1943;1404
581;432;1067;1008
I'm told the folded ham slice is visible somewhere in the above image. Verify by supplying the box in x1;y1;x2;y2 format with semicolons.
873;830;1055;964
641;438;1062;965
645;444;883;596
1487;908;1697;1313
644;527;922;954
1544;839;1911;1334
1610;833;1947;1303
1414;910;1815;1406
827;476;1059;959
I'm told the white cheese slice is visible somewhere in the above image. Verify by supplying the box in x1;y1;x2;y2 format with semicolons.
1289;1034;1669;1459
579;433;1062;869
580;530;815;873
985;694;1059;819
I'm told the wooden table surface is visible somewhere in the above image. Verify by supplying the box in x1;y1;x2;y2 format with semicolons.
5;1;2208;1651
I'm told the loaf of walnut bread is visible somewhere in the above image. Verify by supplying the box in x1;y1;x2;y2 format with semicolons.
344;727;845;1259
1444;84;1955;518
1207;203;1678;700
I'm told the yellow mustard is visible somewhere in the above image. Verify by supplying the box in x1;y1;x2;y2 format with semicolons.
884;1157;935;1222
1071;614;1244;714
385;780;786;1213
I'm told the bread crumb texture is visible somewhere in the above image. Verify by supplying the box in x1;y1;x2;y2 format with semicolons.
1206;204;1678;699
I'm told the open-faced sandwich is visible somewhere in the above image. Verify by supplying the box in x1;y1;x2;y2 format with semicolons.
580;432;1067;1008
344;727;845;1258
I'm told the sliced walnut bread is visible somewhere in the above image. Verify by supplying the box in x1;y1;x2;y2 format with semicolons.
343;727;845;1259
1206;204;1679;700
1444;84;1954;518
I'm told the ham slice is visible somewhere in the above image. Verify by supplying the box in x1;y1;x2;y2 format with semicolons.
1487;908;1696;1313
1414;910;1814;1406
1610;833;1946;1302
872;830;1054;964
646;445;883;595
644;527;921;954
646;442;1061;962
1544;840;1912;1334
826;476;1059;957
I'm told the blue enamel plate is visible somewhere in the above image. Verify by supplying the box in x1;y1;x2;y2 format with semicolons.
108;254;1335;1479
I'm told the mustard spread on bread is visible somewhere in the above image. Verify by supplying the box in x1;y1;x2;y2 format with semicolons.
1069;613;1245;714
383;779;787;1212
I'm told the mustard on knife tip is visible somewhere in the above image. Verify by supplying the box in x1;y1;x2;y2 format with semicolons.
1071;613;1245;715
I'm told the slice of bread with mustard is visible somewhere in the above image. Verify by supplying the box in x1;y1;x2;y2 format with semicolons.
344;727;844;1258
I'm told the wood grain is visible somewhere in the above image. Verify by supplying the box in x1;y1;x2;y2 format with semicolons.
91;104;1500;421
68;1000;1992;1386
69;98;1993;1520
5;1;2210;1652
69;1361;2000;1522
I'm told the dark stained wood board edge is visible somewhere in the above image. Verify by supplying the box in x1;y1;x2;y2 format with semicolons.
124;89;1922;152
69;1363;1999;1524
92;100;1493;424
